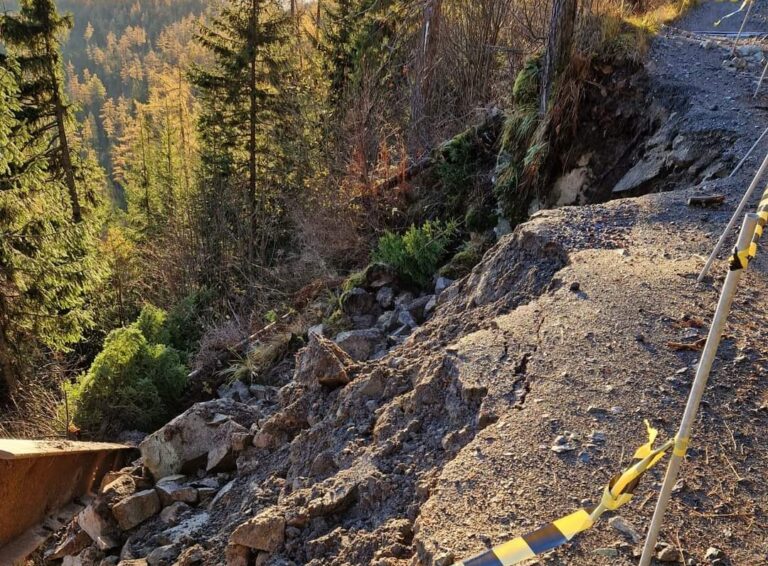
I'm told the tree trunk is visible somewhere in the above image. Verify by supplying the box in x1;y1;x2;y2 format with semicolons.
45;34;82;223
540;0;578;116
248;0;259;263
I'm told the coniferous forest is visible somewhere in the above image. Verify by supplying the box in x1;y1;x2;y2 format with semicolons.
0;0;663;438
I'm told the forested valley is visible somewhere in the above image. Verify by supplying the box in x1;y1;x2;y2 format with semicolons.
0;0;669;438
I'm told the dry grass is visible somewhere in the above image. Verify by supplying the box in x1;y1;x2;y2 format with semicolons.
0;376;67;439
626;1;697;33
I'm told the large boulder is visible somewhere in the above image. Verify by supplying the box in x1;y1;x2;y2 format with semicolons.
139;399;261;480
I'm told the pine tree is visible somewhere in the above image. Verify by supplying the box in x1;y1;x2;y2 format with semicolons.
0;58;101;394
192;0;290;268
1;0;84;223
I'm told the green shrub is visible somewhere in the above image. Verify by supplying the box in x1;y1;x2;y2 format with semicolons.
513;57;541;106
373;220;457;287
436;128;479;198
135;303;169;344
67;305;188;434
163;288;213;354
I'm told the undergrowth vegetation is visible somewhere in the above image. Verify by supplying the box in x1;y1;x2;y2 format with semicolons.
66;305;189;435
374;221;458;288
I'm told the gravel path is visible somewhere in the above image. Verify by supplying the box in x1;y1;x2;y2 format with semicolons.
413;2;768;565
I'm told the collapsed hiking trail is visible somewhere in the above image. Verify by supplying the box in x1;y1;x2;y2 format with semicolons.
418;3;768;565
33;2;768;565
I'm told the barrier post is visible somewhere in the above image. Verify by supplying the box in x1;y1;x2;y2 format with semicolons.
755;59;768;98
731;0;754;57
698;149;768;281
639;213;759;566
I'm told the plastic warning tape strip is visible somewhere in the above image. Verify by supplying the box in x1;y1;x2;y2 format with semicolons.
730;186;768;271
453;422;675;566
715;0;751;27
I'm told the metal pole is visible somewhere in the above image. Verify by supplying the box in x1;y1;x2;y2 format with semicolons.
755;59;768;98
639;213;759;566
698;149;768;281
730;124;768;179
731;0;755;57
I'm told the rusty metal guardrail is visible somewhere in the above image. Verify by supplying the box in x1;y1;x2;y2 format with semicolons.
0;439;132;564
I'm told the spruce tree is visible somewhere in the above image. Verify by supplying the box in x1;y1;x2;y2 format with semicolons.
0;58;100;394
1;0;83;222
192;0;290;269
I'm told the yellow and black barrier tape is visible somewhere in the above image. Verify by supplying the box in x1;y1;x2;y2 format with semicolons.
730;185;768;271
453;422;676;566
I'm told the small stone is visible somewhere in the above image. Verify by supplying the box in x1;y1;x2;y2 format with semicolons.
608;516;641;543
155;481;198;507
657;544;681;562
160;501;191;525
147;545;178;566
569;281;580;292
46;529;92;560
594;548;619;557
705;547;723;561
230;506;285;552
172;544;204;566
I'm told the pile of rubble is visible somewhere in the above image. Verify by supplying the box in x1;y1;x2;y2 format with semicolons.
45;399;271;566
319;264;454;362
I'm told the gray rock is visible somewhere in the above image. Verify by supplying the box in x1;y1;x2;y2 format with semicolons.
112;489;161;531
608;516;641;543
394;292;415;309
613;154;665;194
405;295;432;322
139;399;261;480
307;324;324;338
334;328;384;361
737;44;762;57
217;380;252;403
342;288;376;316
147;545;178;566
352;314;377;329
397;310;418;329
434;277;454;295
376;286;395;309
425;295;437;315
376;311;399;333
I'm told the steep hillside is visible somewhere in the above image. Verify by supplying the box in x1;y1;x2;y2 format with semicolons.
36;2;768;565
